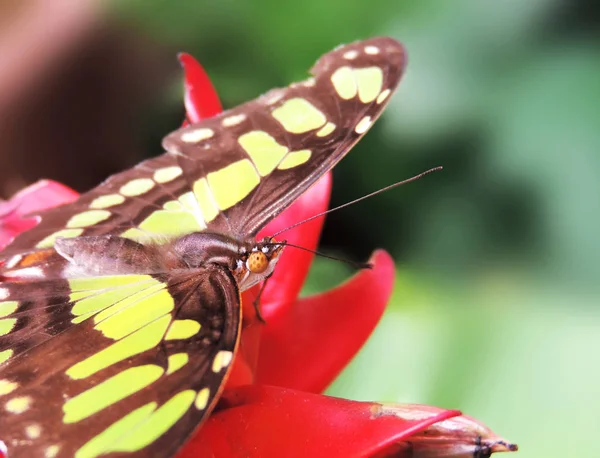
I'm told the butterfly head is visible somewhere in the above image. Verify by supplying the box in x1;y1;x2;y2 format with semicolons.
235;237;285;290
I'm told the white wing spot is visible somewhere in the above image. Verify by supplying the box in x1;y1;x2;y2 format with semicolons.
89;194;125;210
0;379;18;396
2;267;44;279
181;128;214;143
25;424;41;439
195;387;210;410
45;445;60;458
0;288;7;300
376;89;391;104
365;45;380;55
5;255;22;269
211;350;233;373
153;166;183;184
222;114;247;127
355;116;372;134
343;50;359;60
5;396;32;414
119;178;155;197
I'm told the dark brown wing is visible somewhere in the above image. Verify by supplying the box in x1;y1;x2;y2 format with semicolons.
0;266;241;457
2;37;406;255
163;36;406;237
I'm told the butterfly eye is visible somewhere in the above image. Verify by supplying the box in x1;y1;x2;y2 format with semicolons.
247;251;269;273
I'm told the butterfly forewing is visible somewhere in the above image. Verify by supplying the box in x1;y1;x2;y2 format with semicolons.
163;37;405;237
3;37;405;254
0;37;406;457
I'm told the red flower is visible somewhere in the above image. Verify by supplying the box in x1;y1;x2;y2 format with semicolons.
0;52;517;458
0;180;78;251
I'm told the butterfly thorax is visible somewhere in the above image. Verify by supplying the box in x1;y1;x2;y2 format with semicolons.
2;233;283;292
170;232;284;290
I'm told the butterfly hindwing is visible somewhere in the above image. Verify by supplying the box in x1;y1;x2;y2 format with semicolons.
0;266;240;457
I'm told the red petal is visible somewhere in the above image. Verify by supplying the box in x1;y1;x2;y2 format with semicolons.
258;172;332;313
255;250;395;393
0;180;78;249
178;52;222;124
178;385;461;458
226;318;262;387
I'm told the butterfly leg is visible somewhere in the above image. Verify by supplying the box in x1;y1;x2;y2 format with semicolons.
252;274;273;324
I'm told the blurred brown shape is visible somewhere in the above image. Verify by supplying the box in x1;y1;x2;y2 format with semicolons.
0;0;172;198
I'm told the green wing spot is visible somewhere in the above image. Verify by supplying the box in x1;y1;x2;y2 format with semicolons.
153;166;183;183
76;391;196;457
70;275;157;319
207;159;260;211
238;130;288;176
133;206;204;237
66;210;111;229
63;365;164;424
0;301;19;318
330;66;357;99
166;353;189;375
165;319;201;340
112;390;196;452
121;193;207;241
75;403;157;458
0;349;13;365
119;178;155;197
278;149;312;170
119;228;148;243
192;180;219;223
66;315;171;380
0;318;17;336
94;283;173;340
89;194;125;210
271;98;326;134
37;228;84;249
355;67;384;103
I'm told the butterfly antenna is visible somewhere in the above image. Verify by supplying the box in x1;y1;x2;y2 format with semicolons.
271;166;443;239
268;241;372;270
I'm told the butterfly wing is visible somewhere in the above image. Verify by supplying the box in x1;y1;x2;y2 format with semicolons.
2;37;405;255
0;266;240;457
163;36;406;237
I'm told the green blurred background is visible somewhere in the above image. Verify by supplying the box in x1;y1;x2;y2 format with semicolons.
1;0;598;456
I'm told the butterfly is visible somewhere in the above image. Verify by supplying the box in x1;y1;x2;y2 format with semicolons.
0;37;406;457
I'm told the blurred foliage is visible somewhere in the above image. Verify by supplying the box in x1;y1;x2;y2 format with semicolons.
25;0;600;456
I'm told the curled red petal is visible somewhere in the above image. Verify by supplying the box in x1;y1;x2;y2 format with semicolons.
0;180;78;249
256;250;395;393
178;52;222;124
178;385;461;458
369;403;518;457
259;172;332;313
